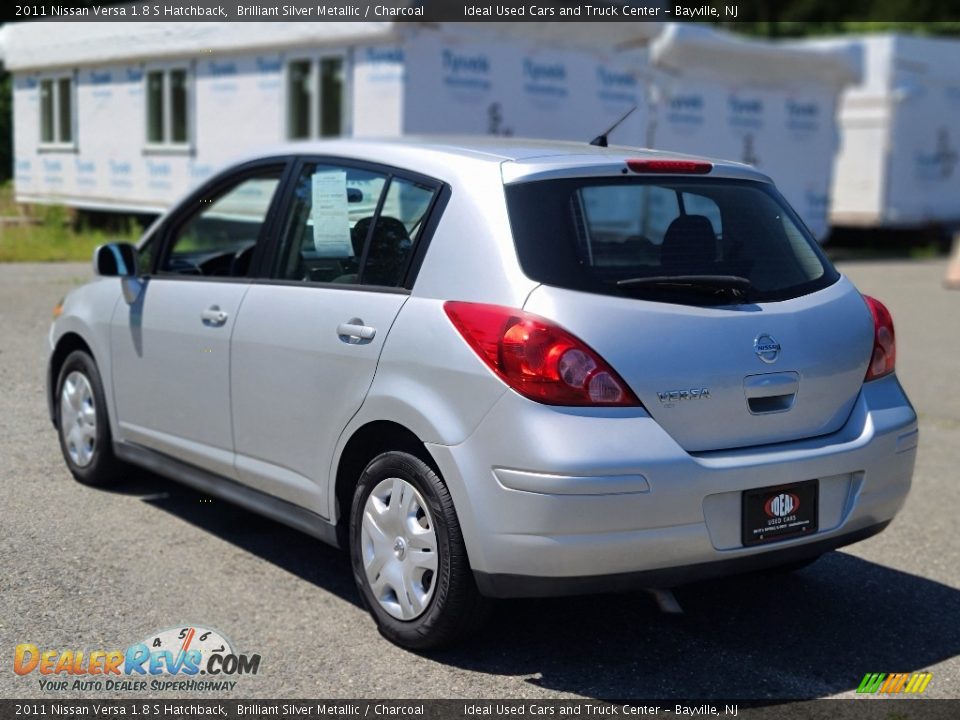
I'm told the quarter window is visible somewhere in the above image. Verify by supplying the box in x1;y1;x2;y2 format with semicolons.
287;57;345;139
39;76;74;146
146;68;190;146
160;171;282;277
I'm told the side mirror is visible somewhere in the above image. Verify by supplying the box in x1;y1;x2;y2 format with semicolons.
94;243;138;278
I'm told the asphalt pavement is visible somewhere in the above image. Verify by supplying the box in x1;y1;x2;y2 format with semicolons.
1;259;957;701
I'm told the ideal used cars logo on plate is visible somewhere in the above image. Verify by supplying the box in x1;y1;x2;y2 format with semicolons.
13;626;261;693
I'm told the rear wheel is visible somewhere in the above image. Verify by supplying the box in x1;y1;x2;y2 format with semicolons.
55;350;126;486
349;451;487;650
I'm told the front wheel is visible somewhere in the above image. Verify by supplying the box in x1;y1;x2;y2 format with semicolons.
55;350;126;486
349;451;487;650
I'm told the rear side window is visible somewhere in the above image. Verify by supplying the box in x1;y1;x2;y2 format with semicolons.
274;163;438;288
274;164;388;284
506;178;838;304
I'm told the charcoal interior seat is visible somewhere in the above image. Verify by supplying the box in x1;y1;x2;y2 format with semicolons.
337;216;412;286
660;215;717;275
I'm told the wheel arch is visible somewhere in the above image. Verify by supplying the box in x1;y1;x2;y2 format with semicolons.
332;420;440;548
48;332;96;428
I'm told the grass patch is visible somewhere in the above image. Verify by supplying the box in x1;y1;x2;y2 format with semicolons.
0;184;140;262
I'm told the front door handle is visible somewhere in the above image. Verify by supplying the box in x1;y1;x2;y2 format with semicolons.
337;319;376;343
201;306;229;327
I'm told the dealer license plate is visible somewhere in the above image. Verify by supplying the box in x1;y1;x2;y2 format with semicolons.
742;480;819;547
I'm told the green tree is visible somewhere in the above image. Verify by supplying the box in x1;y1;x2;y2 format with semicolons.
710;0;960;37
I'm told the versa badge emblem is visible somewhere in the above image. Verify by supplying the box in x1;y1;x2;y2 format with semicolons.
657;387;711;407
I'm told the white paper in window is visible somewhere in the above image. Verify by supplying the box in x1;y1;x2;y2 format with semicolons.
311;170;353;256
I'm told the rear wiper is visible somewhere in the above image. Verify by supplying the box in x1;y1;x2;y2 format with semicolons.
616;275;753;302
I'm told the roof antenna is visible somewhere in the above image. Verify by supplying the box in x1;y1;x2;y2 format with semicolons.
590;105;638;148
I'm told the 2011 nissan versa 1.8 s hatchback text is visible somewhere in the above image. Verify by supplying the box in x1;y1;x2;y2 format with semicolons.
48;138;917;649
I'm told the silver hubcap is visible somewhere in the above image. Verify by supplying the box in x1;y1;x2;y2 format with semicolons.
361;477;438;621
60;371;97;468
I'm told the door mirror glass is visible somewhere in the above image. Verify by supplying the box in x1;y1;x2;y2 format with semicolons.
94;243;138;278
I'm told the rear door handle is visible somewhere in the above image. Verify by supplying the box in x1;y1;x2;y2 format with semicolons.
337;319;376;343
201;306;229;327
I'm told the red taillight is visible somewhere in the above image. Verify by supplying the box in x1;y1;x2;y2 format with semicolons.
443;301;642;407
863;295;896;381
627;159;713;174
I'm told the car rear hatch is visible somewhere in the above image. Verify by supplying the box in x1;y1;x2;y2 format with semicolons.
505;167;874;452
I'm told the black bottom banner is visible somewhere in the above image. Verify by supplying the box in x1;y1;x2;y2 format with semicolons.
1;700;958;720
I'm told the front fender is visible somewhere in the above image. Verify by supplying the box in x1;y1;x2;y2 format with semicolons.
48;278;123;435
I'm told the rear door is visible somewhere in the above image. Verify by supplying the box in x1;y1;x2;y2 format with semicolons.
508;175;873;452
110;162;287;476
229;158;443;516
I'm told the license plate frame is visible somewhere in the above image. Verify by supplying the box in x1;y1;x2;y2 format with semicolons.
741;480;819;547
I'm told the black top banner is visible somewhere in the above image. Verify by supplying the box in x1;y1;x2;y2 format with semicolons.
13;1;666;23
5;0;960;23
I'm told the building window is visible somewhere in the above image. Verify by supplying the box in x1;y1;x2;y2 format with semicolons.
146;68;190;147
39;76;74;147
286;56;345;140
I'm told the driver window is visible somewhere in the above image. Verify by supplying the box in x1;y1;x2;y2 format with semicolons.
160;172;282;277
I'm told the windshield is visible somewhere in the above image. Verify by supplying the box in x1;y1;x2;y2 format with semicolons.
505;177;839;304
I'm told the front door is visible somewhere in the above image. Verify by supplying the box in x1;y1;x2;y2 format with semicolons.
110;165;286;477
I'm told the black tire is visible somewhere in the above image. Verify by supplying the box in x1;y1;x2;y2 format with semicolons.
756;554;823;575
55;350;126;486
349;451;488;650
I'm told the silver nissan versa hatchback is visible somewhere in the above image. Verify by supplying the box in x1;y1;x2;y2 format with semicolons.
48;138;918;649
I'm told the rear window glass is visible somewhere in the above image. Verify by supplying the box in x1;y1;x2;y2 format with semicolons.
505;178;838;304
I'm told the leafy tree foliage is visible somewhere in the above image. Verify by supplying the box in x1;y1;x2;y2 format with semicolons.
709;0;960;36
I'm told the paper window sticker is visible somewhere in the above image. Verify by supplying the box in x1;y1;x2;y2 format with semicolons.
311;170;353;257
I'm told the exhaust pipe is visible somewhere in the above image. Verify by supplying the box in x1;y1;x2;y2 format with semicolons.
647;588;683;615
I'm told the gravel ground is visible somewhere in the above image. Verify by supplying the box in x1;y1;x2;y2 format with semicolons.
1;259;957;701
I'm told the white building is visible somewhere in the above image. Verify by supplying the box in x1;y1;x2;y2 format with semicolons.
810;34;960;228
645;24;861;239
4;21;864;239
3;21;656;214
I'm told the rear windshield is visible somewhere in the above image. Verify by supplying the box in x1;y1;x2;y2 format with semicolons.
505;177;839;304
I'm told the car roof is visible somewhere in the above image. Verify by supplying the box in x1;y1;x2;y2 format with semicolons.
233;136;773;184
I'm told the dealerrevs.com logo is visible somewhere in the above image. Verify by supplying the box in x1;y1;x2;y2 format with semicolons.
14;626;260;693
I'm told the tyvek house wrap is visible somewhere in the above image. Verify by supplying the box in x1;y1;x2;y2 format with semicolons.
6;21;660;212
647;23;862;240
810;34;960;228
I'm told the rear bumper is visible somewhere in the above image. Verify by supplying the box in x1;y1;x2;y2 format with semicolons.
474;520;890;598
427;374;917;598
